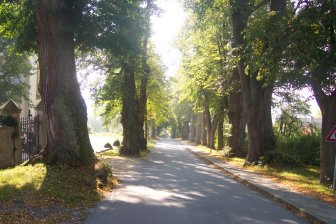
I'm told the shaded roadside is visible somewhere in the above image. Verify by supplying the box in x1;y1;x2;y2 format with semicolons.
182;141;336;224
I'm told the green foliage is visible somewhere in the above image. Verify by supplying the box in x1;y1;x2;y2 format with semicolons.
261;150;299;167
0;38;31;104
146;49;171;126
79;0;148;57
276;133;321;166
244;8;292;84
0;114;19;139
91;47;170;127
288;0;336;89
95;160;113;185
172;0;234;133
0;0;36;52
274;89;311;137
0;114;18;128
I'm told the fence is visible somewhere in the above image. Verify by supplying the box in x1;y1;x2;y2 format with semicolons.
20;112;40;162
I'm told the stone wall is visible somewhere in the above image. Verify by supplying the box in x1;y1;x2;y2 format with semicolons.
0;127;21;168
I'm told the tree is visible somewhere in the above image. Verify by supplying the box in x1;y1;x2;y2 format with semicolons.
178;0;245;151
0;38;32;104
274;90;311;137
284;0;336;184
92;46;169;154
35;0;94;164
0;0;94;165
229;0;286;163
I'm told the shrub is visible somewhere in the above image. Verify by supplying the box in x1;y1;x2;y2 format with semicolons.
276;134;320;166
113;140;121;146
95;160;112;186
261;150;299;166
104;142;113;149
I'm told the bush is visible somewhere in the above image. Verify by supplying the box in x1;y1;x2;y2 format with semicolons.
276;134;320;166
261;150;299;166
95;160;112;186
104;142;113;149
113;140;121;147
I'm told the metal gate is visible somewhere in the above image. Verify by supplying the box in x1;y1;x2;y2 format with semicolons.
20;110;39;162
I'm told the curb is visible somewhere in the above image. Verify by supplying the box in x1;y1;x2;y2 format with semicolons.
186;147;327;224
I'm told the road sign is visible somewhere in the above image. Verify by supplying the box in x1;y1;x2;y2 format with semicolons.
326;126;336;142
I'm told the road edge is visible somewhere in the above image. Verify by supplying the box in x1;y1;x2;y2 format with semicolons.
185;147;328;224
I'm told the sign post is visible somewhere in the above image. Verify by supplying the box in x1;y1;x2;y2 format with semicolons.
326;126;336;191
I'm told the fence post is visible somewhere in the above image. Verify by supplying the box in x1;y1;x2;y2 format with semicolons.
0;100;22;167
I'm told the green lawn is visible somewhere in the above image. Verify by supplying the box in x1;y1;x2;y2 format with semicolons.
0;161;116;223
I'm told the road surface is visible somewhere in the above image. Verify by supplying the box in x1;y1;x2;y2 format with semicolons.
85;139;307;224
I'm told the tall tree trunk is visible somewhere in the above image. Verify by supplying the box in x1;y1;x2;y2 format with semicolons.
189;113;197;142
36;0;93;165
228;78;246;156
178;120;182;139
136;0;152;151
202;111;207;145
312;78;336;184
145;120;148;140
230;0;280;163
181;120;189;140
205;104;212;147
120;62;139;155
217;97;226;150
217;118;224;150
209;116;219;149
150;119;156;139
195;112;202;144
205;104;220;149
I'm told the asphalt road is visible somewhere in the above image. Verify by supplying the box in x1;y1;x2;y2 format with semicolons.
85;139;308;224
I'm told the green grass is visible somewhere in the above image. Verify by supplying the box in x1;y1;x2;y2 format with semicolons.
97;140;157;158
0;161;118;223
0;163;101;207
0;164;46;202
98;149;120;157
194;144;336;205
147;139;156;150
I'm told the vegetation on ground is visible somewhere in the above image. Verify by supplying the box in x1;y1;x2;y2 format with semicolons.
0;159;117;224
193;143;336;206
97;139;156;158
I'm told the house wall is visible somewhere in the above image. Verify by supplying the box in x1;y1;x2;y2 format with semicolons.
0;127;21;168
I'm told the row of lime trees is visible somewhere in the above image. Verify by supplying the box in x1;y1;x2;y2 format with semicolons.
0;0;335;187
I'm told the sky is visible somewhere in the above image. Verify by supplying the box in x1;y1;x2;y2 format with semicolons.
150;0;187;77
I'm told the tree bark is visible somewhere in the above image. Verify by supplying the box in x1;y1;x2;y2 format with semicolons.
230;0;279;163
217;97;226;150
205;104;212;147
136;0;152;151
205;104;220;149
36;0;93;165
189;113;197;142
311;78;336;184
150;119;156;139
145;120;148;140
120;62;139;155
202;111;207;146
228;86;246;156
217;118;224;150
195;112;202;144
181;120;190;140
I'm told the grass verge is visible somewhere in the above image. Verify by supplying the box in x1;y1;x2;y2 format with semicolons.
0;159;118;224
192;143;336;206
97;140;157;158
